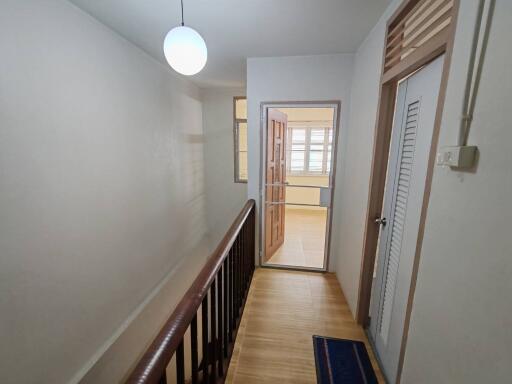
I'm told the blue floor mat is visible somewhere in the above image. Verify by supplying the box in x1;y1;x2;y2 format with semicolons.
313;335;378;384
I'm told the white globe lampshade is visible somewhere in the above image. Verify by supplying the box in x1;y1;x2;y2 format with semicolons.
163;26;207;76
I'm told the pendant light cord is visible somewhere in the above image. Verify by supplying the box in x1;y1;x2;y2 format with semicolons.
180;0;184;26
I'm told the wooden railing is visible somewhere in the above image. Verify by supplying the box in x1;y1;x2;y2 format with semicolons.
126;200;256;384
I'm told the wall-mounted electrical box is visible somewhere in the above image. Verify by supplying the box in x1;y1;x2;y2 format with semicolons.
436;146;477;168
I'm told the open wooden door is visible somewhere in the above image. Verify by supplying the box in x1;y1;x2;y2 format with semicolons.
264;109;287;262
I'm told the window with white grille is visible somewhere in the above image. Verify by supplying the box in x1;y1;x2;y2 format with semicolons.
233;97;247;183
286;127;332;176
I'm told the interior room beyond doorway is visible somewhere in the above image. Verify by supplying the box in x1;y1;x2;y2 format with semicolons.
263;106;337;270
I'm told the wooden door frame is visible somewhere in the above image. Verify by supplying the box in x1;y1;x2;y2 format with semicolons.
258;100;341;272
356;0;460;379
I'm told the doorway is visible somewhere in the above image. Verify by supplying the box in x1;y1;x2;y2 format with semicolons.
368;55;445;383
259;102;340;271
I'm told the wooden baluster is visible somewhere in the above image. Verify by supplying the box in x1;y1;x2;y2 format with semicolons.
223;258;229;358
240;232;244;307
240;226;244;296
247;222;250;288
202;295;209;382
158;371;167;384
249;210;253;273
243;223;247;292
246;215;250;284
191;314;198;384
247;219;250;283
229;248;234;341
218;267;224;376
234;237;238;319
235;237;240;319
210;280;217;383
247;220;250;280
176;339;185;384
232;240;237;324
243;222;247;293
251;209;256;273
248;211;253;275
242;228;246;299
238;234;242;314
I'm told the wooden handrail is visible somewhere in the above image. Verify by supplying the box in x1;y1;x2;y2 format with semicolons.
126;199;256;384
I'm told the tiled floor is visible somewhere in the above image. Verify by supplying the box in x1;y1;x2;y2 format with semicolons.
225;268;385;383
267;207;327;269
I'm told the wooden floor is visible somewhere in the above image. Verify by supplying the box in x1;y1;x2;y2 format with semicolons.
225;268;384;383
267;208;327;269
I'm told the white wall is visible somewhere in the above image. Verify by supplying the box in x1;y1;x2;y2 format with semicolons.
402;1;512;382
0;1;208;383
333;0;401;315
286;176;329;208
246;54;354;271
202;87;248;243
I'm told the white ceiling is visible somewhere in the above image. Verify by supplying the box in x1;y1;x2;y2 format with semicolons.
69;0;390;88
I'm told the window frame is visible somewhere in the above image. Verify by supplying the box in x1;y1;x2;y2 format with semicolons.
286;126;332;176
233;96;248;183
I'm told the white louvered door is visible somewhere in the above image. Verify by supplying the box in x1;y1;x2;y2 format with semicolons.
369;55;445;383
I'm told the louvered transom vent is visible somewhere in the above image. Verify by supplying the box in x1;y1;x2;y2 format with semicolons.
384;0;454;74
379;100;420;343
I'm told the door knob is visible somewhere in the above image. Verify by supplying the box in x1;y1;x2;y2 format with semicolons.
374;217;387;226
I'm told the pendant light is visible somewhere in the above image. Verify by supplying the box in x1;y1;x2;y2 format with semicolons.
163;0;207;76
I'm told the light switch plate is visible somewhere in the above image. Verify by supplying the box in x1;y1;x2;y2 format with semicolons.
436;146;477;168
